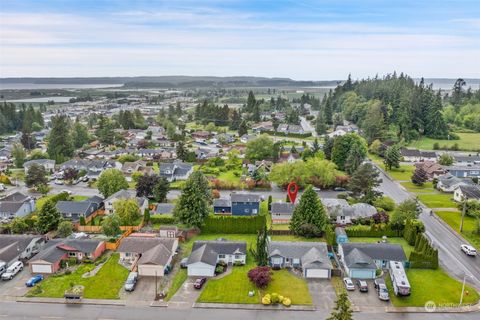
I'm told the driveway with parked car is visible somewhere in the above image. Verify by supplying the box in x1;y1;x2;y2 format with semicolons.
0;267;32;298
347;279;391;308
120;275;159;302
168;277;205;309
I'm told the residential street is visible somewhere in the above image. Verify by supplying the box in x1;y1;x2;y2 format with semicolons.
300;116;317;137
374;164;480;290
0;300;478;320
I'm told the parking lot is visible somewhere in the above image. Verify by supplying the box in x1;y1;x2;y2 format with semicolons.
347;279;391;308
0;267;31;298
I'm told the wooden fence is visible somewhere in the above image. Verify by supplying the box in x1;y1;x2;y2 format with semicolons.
76;219;144;233
106;228;133;250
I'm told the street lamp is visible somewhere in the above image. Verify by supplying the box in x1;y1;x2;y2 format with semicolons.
460;274;474;305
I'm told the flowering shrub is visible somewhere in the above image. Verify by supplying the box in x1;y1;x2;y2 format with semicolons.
247;266;272;289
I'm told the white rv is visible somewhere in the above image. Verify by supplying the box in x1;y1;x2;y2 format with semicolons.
389;261;411;296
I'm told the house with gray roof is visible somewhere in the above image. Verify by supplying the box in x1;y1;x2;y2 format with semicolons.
436;173;474;193
104;189;148;215
118;236;178;276
321;198;377;225
187;240;247;277
55;196;104;222
453;154;480;166
23;159;56;174
29;238;105;274
338;243;407;279
444;165;480;178
154;203;175;215
213;198;232;214
454;184;480;202
159;160;193;182
0;235;45;265
0;192;35;219
271;202;295;223
231;192;261;216
268;241;332;278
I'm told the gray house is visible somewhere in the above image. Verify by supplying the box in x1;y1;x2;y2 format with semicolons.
445;166;480;178
436;174;474;193
23;159;56;174
268;241;332;278
213;198;231;214
338;243;407;279
159;161;193;182
0;192;35;219
271;202;295;223
56;196;104;221
0;235;45;265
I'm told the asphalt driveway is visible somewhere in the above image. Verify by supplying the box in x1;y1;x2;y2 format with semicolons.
120;276;159;301
307;279;336;310
0;268;31;298
168;277;203;309
347;280;391;308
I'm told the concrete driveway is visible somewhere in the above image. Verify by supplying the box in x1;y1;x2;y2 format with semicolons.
347;280;390;308
0;268;32;298
307;279;336;310
120;276;159;302
168;277;203;309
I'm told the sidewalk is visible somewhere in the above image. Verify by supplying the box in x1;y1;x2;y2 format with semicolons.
16;296;126;306
194;302;316;311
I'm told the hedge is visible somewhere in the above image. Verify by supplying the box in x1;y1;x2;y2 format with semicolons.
403;219;425;246
409;233;438;269
345;224;402;237
261;130;312;138
149;214;175;225
202;215;266;234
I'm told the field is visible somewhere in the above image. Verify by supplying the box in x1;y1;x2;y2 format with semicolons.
436;211;480;249
369;154;414;181
408;132;480;151
417;193;456;209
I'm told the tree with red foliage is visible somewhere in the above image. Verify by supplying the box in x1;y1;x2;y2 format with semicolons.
247;266;272;289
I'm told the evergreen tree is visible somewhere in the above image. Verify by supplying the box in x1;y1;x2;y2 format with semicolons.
315;113;327;135
345;143;364;174
252;225;269;266
290;186;328;237
229;109;241;130
11;143;26;168
238;120;248;137
47;115;74;162
348;163;382;204
424;91;449;139
36;200;61;233
25;163;48;188
246;91;256;112
327;292;353;320
312;138;321;154
176;141;187;161
72;121;89;148
384;145;401;170
411;165;428;186
174;171;212;228
153;177;170;203
323;136;334;160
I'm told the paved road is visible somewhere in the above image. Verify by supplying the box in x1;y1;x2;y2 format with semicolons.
300;116;317;137
374;164;480;290
0;301;477;320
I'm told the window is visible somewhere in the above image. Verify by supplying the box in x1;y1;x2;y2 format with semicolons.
244;209;249;213
68;252;76;257
235;255;242;259
218;254;226;259
293;258;300;265
272;257;282;265
252;209;258;214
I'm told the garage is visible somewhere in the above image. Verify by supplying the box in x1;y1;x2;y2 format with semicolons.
138;264;165;277
349;269;376;279
305;268;330;279
30;263;52;274
187;262;215;277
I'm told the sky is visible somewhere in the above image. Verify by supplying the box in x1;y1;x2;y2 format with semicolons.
1;0;480;80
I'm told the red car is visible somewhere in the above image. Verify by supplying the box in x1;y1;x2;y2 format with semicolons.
194;278;207;289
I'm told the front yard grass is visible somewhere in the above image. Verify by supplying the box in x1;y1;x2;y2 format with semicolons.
417;193;456;208
407;132;480;152
164;268;187;301
436;211;480;249
400;181;435;193
265;269;312;305
28;253;128;299
386;268;479;307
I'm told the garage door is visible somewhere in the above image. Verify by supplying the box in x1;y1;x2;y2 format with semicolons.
138;265;164;277
31;264;52;274
305;268;330;278
350;269;375;279
188;264;215;277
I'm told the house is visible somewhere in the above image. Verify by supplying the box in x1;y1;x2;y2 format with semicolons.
154;203;175;215
0;192;35;219
122;160;155;182
322;199;377;225
104;189;148;215
0;235;45;265
436;174;475;193
252;121;274;133
327;129;347;138
118;236;178;276
287;124;304;135
191;131;211;140
159;226;182;239
231;193;261;216
159;161;193;182
277;153;300;163
0;148;11;161
187;240;247;277
453;154;480;166
56;196;104;222
444;165;480;178
271;202;295;224
244;160;273;175
338;243;407;279
23;159;56;174
268;241;332;278
60;159;121;179
215;133;235;144
29;239;106;274
414;161;446;180
453;184;480;202
213;198;231;214
335;227;349;244
400;148;437;162
240;134;256;144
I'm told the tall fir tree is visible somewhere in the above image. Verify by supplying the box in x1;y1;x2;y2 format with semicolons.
384;145;401;170
290;186;328;237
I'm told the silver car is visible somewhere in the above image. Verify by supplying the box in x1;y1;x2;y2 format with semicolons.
124;272;138;292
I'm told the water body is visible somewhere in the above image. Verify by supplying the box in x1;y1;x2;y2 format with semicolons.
0;83;123;90
6;96;76;103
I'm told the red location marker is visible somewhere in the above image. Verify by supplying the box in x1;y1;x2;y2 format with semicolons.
287;181;299;204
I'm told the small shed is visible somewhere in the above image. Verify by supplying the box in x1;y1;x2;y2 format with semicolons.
335;227;349;244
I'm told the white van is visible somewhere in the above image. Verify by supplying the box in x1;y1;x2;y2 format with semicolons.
0;183;5;192
0;261;7;276
1;261;24;280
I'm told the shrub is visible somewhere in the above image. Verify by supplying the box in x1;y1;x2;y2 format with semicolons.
282;297;291;307
271;293;280;304
215;265;225;274
262;294;271;305
345;224;401;237
337;192;348;200
373;196;396;212
248;266;272;289
202;215;266;234
149;215;175;225
0;175;11;185
371;211;389;224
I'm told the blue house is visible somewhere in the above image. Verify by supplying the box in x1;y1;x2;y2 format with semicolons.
335;227;349;244
0;192;35;219
213;198;231;214
445;166;480;178
231;193;261;216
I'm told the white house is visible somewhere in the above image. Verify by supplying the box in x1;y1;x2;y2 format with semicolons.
103;189;148;215
187;240;247;277
453;184;480;202
23;159;56;174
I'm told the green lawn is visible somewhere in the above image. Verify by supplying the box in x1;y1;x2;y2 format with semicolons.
271;224;290;230
369;154;414;181
400;182;436;193
349;237;414;258
29;253;129;299
72;195;89;201
408;132;480;152
35;195;57;211
417;194;456;209
263;269;313;305
386;268;479;307
436;211;480;249
271;235;325;242
164;268;187;301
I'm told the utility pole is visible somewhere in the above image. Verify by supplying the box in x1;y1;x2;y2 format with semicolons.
460;195;468;233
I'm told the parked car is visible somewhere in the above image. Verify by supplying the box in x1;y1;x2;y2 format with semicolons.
26;274;44;287
0;262;7;276
194;277;207;289
334;187;347;192
0;183;5;192
54;179;64;185
180;258;188;268
343;277;355;291
461;244;477;256
356;279;368;292
312;187;321;192
61;189;72;195
374;278;390;301
124;272;138;292
1;261;23;280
